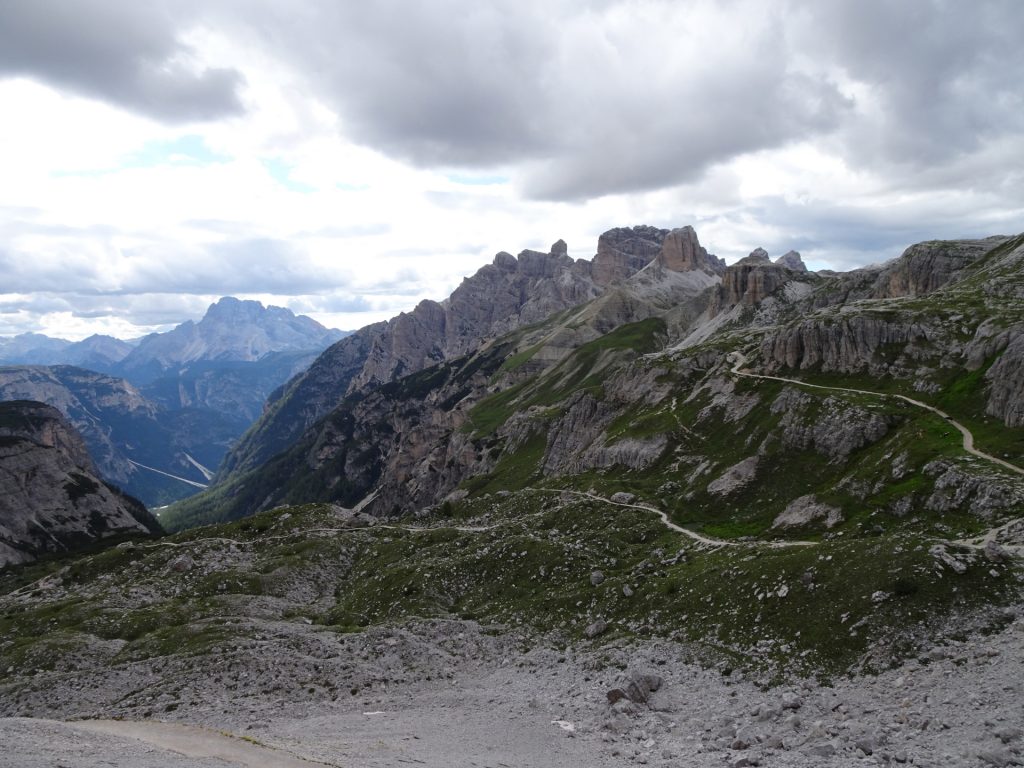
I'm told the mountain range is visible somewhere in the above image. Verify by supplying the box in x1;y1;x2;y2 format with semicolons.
168;226;1024;534
0;298;347;505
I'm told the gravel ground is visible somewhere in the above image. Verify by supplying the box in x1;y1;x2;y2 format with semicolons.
2;610;1023;767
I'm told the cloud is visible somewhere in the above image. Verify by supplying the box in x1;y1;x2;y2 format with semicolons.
213;0;1021;203
230;1;847;200
788;0;1024;181
0;0;1022;342
0;0;244;122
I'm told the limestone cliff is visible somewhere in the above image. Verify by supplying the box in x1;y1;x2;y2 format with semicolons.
590;225;668;286
0;401;161;567
712;248;794;314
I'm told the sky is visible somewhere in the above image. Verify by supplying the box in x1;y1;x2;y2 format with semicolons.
0;0;1021;340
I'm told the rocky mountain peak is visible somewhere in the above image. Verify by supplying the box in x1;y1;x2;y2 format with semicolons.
592;225;668;286
0;332;71;366
775;250;808;272
119;297;344;378
739;247;772;265
492;251;518;271
516;248;575;278
654;226;726;275
551;239;568;256
203;296;263;321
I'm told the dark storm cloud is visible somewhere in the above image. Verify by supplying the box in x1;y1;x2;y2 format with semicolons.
0;0;244;122
791;0;1024;170
8;1;1020;199
234;0;848;199
255;2;554;167
223;0;1022;201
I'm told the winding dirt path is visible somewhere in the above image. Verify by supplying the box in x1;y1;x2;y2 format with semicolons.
526;488;816;549
728;352;1024;478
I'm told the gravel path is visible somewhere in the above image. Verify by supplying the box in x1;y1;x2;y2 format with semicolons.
526;488;817;549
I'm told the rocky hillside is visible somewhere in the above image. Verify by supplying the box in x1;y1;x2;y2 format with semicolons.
0;401;160;567
219;226;723;477
0;366;243;506
166;228;1024;538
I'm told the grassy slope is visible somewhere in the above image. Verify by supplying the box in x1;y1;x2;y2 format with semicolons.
2;497;1017;681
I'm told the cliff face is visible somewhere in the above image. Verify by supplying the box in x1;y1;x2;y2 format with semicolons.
0;401;161;567
870;239;998;298
712;248;796;315
655;226;726;275
759;316;933;374
221;241;605;477
591;225;668;285
985;332;1024;427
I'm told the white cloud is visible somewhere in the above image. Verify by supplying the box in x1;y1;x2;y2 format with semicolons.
0;0;1021;340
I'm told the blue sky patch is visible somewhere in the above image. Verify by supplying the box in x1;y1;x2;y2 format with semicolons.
445;174;509;186
262;158;315;193
124;135;230;168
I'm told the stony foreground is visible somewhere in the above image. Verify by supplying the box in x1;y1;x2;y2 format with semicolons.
2;610;1023;768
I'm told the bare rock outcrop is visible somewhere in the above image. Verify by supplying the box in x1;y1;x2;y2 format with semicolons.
591;225;667;286
760;316;931;373
772;495;843;529
775;250;807;272
871;239;995;298
771;388;892;462
923;460;1024;518
712;249;793;314
654;226;726;275
0;401;160;567
706;456;760;495
984;333;1024;427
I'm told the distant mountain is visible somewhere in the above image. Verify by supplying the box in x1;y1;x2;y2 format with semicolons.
0;333;71;365
114;298;348;423
116;297;346;383
61;334;137;373
0;366;245;507
0;298;349;443
0;400;161;567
